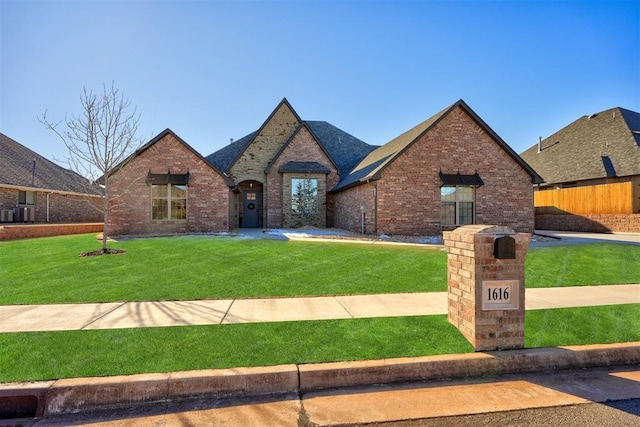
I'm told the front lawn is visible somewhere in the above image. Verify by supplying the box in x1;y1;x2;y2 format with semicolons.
1;234;639;382
1;305;638;383
1;234;639;305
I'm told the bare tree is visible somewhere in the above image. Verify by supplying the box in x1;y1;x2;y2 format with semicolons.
40;83;142;253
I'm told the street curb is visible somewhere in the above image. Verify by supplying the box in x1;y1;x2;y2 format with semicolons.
1;342;639;418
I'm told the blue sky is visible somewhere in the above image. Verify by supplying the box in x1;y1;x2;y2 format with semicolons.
1;0;638;165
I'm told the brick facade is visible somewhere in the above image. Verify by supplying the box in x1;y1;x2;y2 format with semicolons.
103;101;536;237
333;106;535;236
444;225;530;351
107;132;230;237
332;182;377;234
0;187;103;224
0;223;103;241
536;213;640;233
267;126;338;228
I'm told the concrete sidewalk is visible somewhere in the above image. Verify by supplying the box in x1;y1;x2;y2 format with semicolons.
1;284;639;333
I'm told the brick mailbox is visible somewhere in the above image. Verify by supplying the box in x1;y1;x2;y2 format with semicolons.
443;225;531;351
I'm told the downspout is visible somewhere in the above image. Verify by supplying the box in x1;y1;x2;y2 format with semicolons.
363;179;377;235
263;174;268;230
372;182;377;235
46;192;54;223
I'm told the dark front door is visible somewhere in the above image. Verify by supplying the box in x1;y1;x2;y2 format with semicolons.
243;191;260;228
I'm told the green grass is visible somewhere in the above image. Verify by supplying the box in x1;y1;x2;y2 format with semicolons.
1;234;639;382
1;234;639;305
526;304;640;347
1;305;638;383
0;316;474;382
0;234;448;304
525;243;640;287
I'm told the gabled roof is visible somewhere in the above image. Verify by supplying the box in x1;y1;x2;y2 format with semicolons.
109;129;234;186
0;132;102;195
205;98;302;174
263;121;377;176
520;107;640;185
332;100;542;192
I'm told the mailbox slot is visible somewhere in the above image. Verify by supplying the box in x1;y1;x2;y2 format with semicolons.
494;235;516;259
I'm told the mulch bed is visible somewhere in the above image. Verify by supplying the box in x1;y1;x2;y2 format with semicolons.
79;249;126;257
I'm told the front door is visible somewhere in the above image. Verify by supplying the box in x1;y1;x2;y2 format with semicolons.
243;191;260;228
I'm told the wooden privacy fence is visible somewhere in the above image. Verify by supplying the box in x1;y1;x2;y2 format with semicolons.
534;181;639;215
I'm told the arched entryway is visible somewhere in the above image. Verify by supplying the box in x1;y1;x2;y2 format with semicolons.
238;180;263;228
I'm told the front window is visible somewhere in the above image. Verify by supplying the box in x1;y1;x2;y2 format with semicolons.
152;184;187;220
441;186;474;226
291;178;318;215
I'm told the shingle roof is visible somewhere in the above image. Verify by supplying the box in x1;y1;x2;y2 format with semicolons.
304;121;377;176
207;121;377;178
205;131;258;173
333;99;542;192
206;98;303;174
520;107;640;185
109;129;234;187
0;132;102;195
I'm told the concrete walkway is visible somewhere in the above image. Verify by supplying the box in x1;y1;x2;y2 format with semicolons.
1;284;639;333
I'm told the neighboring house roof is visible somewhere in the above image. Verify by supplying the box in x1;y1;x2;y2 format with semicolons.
520;107;640;185
332;99;542;192
0;132;102;195
109;128;234;187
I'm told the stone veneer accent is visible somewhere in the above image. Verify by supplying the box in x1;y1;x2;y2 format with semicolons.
231;102;300;228
443;225;531;351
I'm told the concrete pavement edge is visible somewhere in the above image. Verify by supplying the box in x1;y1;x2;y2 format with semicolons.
1;341;639;419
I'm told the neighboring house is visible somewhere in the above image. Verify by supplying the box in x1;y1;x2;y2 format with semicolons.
520;107;640;232
0;132;103;224
107;98;541;237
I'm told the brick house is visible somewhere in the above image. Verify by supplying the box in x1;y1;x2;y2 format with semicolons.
0;132;103;224
107;129;233;236
107;99;541;237
520;107;640;232
331;100;542;235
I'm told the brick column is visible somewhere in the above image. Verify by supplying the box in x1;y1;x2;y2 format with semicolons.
443;225;531;351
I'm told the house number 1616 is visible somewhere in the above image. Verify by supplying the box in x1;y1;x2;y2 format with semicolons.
481;280;519;310
487;286;509;301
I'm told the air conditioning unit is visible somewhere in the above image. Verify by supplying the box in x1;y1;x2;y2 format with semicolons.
13;206;35;223
24;206;35;223
0;210;13;223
